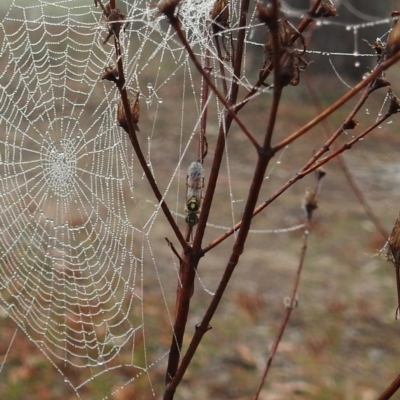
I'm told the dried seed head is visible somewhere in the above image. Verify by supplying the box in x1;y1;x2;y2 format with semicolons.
131;91;140;124
368;76;391;92
343;119;359;130
117;93;140;133
101;4;128;44
315;168;326;181
314;1;337;18
388;90;400;115
386;18;400;59
158;0;180;20
363;38;385;61
387;214;400;265
101;65;119;84
211;0;229;33
302;187;318;220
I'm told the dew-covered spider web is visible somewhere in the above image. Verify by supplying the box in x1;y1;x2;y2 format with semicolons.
0;0;398;398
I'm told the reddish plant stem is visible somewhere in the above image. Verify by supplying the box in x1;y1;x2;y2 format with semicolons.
300;81;373;173
234;0;322;114
194;0;251;251
165;38;213;388
396;264;400;320
274;51;400;151
229;0;249;103
199;33;211;161
203;111;393;253
193;0;251;248
254;217;312;399
167;14;260;151
377;373;400;400
306;77;389;239
214;36;229;98
300;113;391;175
166;29;213;387
204;48;400;254
163;2;251;395
163;2;281;398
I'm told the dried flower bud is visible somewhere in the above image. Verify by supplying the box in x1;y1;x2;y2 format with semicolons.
211;0;229;33
101;65;119;84
302;187;318;220
117;92;140;133
314;1;337;18
387;214;400;265
388;91;400;115
315;168;326;181
386;18;400;59
131;91;140;125
343;119;359;130
158;0;180;20
368;76;390;93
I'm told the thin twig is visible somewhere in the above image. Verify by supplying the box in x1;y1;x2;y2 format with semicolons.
163;1;252;395
199;26;212;162
305;77;389;239
254;214;312;399
165;238;184;264
234;0;323;114
300;113;392;176
214;35;229;98
99;0;189;252
203;110;394;253
165;10;260;150
273;51;400;151
194;0;251;252
163;2;281;397
377;373;400;400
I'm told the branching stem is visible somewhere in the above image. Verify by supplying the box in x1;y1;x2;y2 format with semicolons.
102;0;189;252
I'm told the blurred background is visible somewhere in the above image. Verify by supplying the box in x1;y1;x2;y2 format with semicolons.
1;1;400;399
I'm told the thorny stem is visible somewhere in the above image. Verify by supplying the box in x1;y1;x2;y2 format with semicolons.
254;216;312;399
98;0;189;251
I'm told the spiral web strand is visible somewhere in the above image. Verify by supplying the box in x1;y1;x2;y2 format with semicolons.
0;0;397;398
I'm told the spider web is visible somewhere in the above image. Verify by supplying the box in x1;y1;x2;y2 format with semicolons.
0;0;397;398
